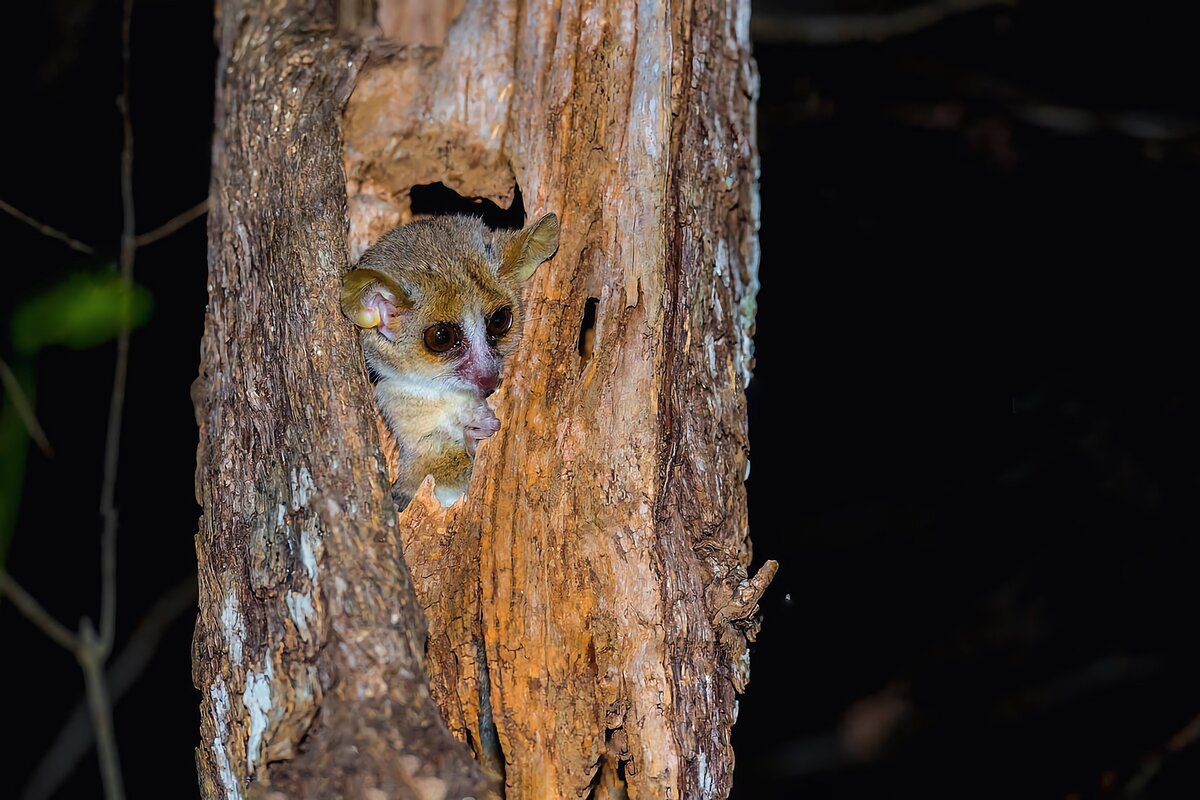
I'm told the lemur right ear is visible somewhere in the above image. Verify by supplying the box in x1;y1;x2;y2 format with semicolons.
501;213;561;282
341;269;412;342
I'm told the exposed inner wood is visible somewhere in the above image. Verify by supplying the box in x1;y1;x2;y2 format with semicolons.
376;0;468;44
196;0;769;797
342;1;772;797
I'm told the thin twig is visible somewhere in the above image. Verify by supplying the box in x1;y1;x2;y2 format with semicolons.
1167;713;1200;753
0;356;53;458
20;577;198;800
0;569;80;654
2;566;128;800
77;2;139;798
134;197;210;247
0;198;96;255
79;621;125;800
751;0;1016;45
99;0;138;661
1123;711;1200;797
6;2;139;799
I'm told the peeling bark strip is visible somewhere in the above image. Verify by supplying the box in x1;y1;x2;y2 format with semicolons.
194;1;495;798
344;1;772;799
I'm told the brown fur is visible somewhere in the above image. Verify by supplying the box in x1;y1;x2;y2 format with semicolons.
342;213;559;507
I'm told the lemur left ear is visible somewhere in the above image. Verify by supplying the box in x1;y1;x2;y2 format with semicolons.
341;268;412;342
501;213;560;282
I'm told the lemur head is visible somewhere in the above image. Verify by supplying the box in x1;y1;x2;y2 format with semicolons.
342;213;559;398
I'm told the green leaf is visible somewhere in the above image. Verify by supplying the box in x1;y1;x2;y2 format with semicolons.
10;269;153;355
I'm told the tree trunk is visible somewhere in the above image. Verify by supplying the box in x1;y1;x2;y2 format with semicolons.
194;0;772;798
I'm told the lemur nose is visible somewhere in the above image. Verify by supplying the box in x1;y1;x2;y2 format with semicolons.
479;374;500;397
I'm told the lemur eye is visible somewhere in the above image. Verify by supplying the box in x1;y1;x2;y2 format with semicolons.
487;305;513;338
423;323;461;354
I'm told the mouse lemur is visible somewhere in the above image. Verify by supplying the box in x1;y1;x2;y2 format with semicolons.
341;212;559;508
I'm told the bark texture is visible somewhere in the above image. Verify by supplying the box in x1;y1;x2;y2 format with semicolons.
344;1;772;798
195;0;770;797
193;1;494;798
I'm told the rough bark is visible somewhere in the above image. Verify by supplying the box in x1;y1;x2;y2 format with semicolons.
193;1;494;798
195;0;771;798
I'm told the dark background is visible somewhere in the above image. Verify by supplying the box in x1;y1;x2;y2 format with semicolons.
3;1;1199;797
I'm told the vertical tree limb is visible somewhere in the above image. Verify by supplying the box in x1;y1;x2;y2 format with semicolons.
193;1;494;797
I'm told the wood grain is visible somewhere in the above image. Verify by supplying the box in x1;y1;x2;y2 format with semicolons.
345;1;772;797
194;2;495;797
196;0;770;797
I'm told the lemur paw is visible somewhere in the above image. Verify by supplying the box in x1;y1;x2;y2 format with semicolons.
464;403;501;457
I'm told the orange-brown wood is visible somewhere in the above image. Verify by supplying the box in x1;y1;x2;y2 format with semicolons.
196;0;771;797
345;1;774;797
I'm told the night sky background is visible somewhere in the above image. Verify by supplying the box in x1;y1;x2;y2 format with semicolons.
3;1;1199;798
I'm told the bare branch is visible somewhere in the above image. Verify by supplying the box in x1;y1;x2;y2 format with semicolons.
19;578;196;800
751;0;1017;45
6;3;145;799
1168;713;1200;754
0;198;97;255
76;3;139;798
0;569;80;654
1012;104;1200;140
99;0;139;660
78;621;125;800
134;197;210;247
0;356;53;458
1124;711;1200;797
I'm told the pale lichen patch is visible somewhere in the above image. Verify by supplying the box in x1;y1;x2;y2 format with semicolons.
286;590;316;642
222;590;245;667
737;288;758;388
243;656;276;773
299;523;319;580
290;466;315;510
209;677;242;800
696;750;716;798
